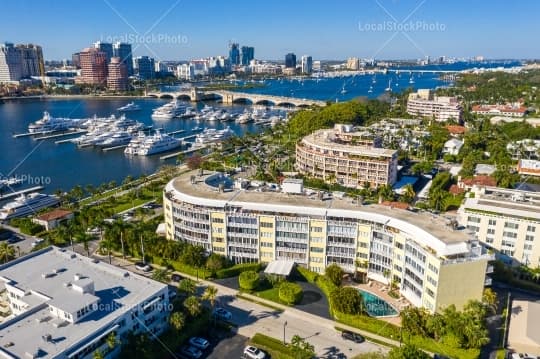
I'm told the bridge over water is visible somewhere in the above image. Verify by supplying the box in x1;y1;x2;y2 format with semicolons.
146;88;326;107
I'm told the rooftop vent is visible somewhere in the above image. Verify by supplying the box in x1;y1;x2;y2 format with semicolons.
41;272;55;279
53;268;65;274
3;342;14;348
74;273;84;281
41;334;52;343
70;254;77;259
92;258;100;264
63;282;71;287
123;272;130;278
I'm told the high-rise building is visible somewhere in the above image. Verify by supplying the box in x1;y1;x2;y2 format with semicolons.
228;42;240;66
407;89;462;122
78;47;108;85
107;57;128;91
113;42;133;76
0;42;23;83
164;171;494;313
285;53;296;68
93;41;114;63
347;57;360;70
301;55;313;74
241;46;254;66
16;44;44;77
134;56;155;80
71;52;81;68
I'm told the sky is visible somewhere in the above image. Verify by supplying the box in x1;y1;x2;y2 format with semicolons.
1;0;539;61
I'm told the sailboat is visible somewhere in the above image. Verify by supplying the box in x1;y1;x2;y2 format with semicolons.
340;84;347;94
385;79;392;92
368;85;373;93
409;75;415;84
372;75;376;84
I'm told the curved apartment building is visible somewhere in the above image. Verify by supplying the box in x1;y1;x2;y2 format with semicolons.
164;171;493;313
295;125;398;188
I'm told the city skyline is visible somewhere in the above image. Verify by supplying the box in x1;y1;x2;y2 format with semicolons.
1;0;539;61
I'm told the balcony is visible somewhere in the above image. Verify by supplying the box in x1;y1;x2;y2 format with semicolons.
486;265;494;274
484;277;492;286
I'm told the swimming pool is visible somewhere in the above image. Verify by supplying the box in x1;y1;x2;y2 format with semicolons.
204;173;234;190
358;289;398;317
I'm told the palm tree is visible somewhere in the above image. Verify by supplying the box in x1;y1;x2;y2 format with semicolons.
76;232;93;256
401;184;416;204
106;332;118;350
178;279;196;297
151;268;169;283
183;295;201;317
482;288;498;313
0;243;15;264
92;350;104;359
202;285;218;309
169;311;185;332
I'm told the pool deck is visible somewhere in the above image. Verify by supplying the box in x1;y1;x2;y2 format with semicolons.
350;281;412;326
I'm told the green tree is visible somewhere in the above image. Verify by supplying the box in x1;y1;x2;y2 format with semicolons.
151;268;169;282
202;285;218;308
482;288;498;313
400;184;416;204
205;253;228;275
289;335;315;359
178;278;197;297
278;282;303;305
325;263;344;287
169;311;185;332
0;242;15;263
331;287;364;315
183;295;202;317
106;332;118;350
93;350;104;359
238;270;259;291
388;344;430;359
181;245;206;268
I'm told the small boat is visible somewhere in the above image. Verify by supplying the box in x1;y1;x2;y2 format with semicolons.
117;102;141;112
385;80;392;92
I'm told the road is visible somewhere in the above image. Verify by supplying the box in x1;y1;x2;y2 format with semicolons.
103;255;389;358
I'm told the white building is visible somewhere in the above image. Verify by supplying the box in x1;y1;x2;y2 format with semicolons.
442;138;464;156
407;89;462;122
176;63;195;80
459;186;540;266
0;43;23;83
517;159;540;177
301;55;313;74
0;247;170;359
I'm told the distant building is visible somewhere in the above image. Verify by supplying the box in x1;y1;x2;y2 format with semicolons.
113;42;133;76
71;52;81;68
442;138;464;156
93;41;114;63
472;103;527;117
0;246;170;359
241;46;254;66
407;89;462;122
176;63;195;80
134;56;155;80
229;42;240;66
490;116;540;127
16;44;44;77
107;57;128;91
518;159;540;177
301;55;313;74
346;57;360;70
0;43;23;83
285;53;296;68
78;47;108;85
506;139;540;160
296;124;398;188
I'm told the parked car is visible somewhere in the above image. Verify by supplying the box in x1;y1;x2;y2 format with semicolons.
7;235;22;244
31;238;45;248
243;345;266;359
171;274;183;282
212;307;232;321
134;262;152;272
341;330;365;343
178;345;203;359
188;337;210;350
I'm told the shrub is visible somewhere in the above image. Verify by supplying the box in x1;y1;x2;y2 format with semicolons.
331;287;363;315
296;266;318;283
325;264;344;287
239;270;260;291
278;282;303;305
215;263;262;279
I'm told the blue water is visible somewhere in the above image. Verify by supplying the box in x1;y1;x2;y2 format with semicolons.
358;289;398;317
0;98;262;194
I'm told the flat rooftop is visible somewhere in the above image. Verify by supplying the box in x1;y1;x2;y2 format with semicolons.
0;247;167;358
168;172;475;254
463;186;540;220
300;129;396;157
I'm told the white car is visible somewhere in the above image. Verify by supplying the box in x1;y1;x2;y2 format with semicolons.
188;337;209;350
134;262;152;272
243;346;266;359
31;238;45;248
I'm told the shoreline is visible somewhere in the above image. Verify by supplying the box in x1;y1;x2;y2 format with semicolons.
0;94;149;101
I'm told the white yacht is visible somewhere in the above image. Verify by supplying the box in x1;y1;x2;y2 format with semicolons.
195;127;234;145
136;130;182;155
179;107;197;118
117;102;141;112
124;131;147;155
96;131;133;147
0;193;59;221
236;110;253;124
28;112;79;133
152;100;186;120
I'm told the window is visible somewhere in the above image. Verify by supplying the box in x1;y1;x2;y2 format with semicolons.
487;228;495;235
311;226;323;232
212;217;224;224
501;240;515;248
468;216;481;224
527;225;536;233
525;235;535;242
310;247;324;253
428;263;439;274
503;231;517;239
261;222;274;228
488;219;497;226
504;222;518;230
524;244;533;251
261;242;273;248
486;237;494;244
427;276;437;287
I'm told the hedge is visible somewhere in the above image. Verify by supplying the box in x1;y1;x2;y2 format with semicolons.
215;262;262;279
278;282;303;305
250;333;294;359
239;270;260;291
161;259;211;279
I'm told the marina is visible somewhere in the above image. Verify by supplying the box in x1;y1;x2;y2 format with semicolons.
0;186;44;200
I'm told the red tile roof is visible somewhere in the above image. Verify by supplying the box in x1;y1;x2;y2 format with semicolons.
461;175;497;187
449;184;465;195
35;209;73;222
446;125;467;135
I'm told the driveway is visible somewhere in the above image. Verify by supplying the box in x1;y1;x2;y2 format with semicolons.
206;333;248;359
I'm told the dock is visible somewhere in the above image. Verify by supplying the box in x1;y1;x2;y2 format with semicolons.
34;130;87;141
102;145;128;152
166;129;185;136
160;145;207;160
179;134;197;141
0;186;44;200
13;129;82;138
